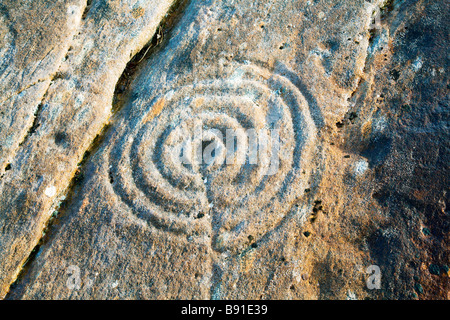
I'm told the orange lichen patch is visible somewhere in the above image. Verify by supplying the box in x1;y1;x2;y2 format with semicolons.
193;97;204;109
361;120;372;140
143;97;166;123
131;7;145;19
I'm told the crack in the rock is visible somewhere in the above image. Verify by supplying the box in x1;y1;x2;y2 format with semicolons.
81;0;93;20
347;0;395;103
112;0;191;114
17;87;48;148
335;0;397;145
0;0;90;179
0;78;47;106
1;0;90;297
0;79;55;180
2;70;70;178
5;0;191;299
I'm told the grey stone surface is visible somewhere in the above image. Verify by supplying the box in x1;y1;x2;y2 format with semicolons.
1;0;449;300
0;0;175;298
0;0;85;174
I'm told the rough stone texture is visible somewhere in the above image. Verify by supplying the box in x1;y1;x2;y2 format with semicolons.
1;0;449;300
0;0;84;175
0;0;175;298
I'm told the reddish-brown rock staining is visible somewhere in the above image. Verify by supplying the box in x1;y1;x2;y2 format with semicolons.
0;0;448;300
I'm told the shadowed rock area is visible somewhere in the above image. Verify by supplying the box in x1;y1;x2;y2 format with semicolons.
1;0;448;299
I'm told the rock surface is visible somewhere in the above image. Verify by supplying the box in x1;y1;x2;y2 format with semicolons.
1;0;448;299
0;0;175;298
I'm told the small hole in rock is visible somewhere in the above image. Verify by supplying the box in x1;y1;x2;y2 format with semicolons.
336;121;344;128
109;170;114;184
197;213;205;219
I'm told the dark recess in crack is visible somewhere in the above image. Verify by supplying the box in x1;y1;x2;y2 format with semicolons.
81;0;93;20
18;103;44;148
112;0;191;114
358;0;398;92
15;68;64;151
368;0;397;45
4;0;192;299
380;0;396;18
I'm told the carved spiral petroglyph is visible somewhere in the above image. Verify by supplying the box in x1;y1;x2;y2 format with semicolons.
109;64;317;252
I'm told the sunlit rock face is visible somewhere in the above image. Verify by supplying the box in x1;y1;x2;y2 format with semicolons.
1;0;448;300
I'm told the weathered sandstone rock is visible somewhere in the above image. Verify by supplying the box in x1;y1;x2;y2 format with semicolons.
0;0;175;298
1;0;448;300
